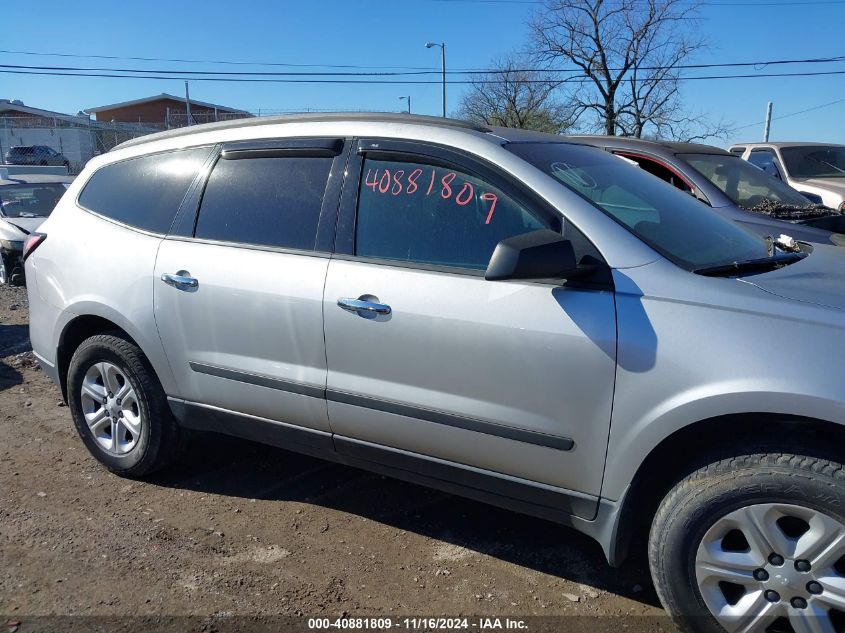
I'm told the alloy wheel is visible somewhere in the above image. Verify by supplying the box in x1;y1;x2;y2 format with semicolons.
695;502;845;633
79;361;143;455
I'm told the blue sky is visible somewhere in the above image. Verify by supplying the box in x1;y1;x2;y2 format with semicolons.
2;0;844;147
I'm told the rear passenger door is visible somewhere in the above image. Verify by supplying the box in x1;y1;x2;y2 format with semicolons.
154;139;347;437
322;140;617;513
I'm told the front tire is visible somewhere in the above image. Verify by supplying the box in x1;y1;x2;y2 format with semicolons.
650;452;845;633
67;333;184;477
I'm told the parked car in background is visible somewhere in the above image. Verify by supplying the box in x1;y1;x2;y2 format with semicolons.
0;173;72;284
4;145;71;171
23;113;845;633
730;142;845;211
570;136;845;245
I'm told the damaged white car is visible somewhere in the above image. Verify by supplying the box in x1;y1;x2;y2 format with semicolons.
0;173;72;284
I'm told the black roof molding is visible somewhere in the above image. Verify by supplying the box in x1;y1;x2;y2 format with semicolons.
114;112;492;151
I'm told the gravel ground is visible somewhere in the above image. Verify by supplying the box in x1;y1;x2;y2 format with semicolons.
0;282;668;632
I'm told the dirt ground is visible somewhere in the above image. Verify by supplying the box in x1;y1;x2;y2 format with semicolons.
0;282;669;632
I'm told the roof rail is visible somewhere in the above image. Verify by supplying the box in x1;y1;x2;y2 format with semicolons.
114;112;492;151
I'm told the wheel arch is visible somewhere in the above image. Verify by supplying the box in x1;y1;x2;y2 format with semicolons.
606;412;845;566
56;308;175;402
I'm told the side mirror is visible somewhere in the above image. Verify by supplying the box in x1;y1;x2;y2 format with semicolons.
484;229;592;282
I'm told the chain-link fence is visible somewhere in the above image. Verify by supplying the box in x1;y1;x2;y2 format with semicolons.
0;106;388;176
0;109;252;175
0;115;158;174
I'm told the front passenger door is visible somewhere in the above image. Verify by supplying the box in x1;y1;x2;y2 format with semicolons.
323;142;617;515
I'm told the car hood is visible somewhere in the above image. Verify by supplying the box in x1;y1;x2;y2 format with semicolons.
740;245;845;311
0;217;44;235
794;178;845;195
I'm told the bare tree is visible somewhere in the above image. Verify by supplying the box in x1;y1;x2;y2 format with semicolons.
530;0;723;140
456;57;575;134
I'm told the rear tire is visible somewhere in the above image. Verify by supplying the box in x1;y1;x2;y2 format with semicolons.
0;252;8;285
67;333;185;477
649;452;845;633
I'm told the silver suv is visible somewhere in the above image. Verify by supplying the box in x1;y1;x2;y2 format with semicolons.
25;114;845;633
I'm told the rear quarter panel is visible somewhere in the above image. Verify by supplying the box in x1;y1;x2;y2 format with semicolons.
27;193;176;394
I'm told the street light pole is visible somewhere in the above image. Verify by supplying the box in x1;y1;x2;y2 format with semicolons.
399;96;411;113
425;42;446;117
184;80;192;126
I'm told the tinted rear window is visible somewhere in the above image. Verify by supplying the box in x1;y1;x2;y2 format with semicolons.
194;155;332;251
78;147;211;234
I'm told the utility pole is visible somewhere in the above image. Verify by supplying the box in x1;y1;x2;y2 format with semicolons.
425;42;446;117
439;44;446;118
399;96;411;113
763;101;773;142
185;80;192;127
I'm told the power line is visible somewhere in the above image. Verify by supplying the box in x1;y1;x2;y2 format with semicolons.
3;67;845;84
731;97;845;131
0;49;442;72
1;55;844;77
3;48;844;75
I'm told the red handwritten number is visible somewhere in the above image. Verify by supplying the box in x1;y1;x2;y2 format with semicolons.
378;169;391;194
441;172;456;199
391;170;405;195
407;168;422;194
482;192;498;225
370;165;495;227
455;182;474;206
364;168;379;192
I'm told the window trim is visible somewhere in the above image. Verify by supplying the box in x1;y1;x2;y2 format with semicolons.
181;138;350;253
220;137;344;160
75;145;216;237
335;138;591;277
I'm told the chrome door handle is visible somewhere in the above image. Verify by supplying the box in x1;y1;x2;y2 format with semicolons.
337;297;391;315
161;272;198;289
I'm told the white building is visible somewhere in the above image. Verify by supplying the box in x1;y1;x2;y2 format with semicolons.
0;99;96;172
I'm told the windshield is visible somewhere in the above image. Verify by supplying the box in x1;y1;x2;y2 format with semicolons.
0;183;66;218
506;142;771;271
781;146;845;179
680;153;813;209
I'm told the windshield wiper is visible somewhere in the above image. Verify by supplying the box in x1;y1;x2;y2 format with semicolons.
694;252;806;277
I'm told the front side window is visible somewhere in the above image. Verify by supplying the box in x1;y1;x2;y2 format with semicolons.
78;147;211;234
507;142;770;271
355;157;549;270
194;155;332;250
781;146;845;179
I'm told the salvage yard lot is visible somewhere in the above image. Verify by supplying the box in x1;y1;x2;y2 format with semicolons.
0;282;663;627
